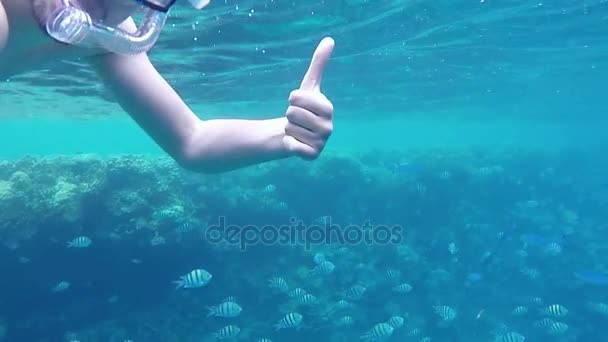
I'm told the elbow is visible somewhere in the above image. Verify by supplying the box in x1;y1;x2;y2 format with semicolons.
165;121;220;174
171;143;227;174
172;149;215;174
169;121;244;174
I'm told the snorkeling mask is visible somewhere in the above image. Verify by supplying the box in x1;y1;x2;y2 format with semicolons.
45;0;210;55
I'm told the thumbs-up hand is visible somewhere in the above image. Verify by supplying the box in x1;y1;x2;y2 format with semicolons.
283;37;335;159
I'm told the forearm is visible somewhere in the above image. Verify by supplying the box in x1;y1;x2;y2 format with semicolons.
181;117;291;173
89;52;291;173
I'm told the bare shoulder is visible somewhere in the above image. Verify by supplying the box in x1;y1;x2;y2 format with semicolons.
0;1;8;50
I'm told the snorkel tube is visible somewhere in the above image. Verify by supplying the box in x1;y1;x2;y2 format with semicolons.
45;0;210;55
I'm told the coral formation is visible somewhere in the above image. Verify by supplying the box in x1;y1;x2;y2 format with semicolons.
0;148;605;341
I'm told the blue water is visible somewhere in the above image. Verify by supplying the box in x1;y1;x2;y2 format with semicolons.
1;0;608;341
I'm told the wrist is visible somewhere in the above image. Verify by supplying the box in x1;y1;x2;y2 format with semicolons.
264;117;292;159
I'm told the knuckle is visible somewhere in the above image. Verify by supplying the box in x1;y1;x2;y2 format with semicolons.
284;123;296;135
315;121;332;138
315;94;333;114
324;100;334;115
309;149;322;159
289;89;303;103
285;107;298;121
321;122;333;136
302;149;320;160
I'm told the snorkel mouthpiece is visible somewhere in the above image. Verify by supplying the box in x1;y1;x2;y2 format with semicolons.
46;5;167;55
45;5;91;45
46;0;209;55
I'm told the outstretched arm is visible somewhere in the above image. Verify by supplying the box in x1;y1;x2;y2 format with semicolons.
89;51;291;173
88;14;334;174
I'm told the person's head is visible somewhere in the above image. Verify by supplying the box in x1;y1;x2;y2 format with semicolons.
34;0;210;54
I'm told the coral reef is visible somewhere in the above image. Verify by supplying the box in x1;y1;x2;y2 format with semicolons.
1;147;606;341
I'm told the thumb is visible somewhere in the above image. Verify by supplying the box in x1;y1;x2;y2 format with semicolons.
299;37;335;92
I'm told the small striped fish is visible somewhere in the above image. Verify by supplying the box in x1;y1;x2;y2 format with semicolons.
533;317;555;329
314;260;336;275
67;236;92;248
433;305;457;321
334;299;352;310
337;316;354;326
173;269;212;289
51;281;70;293
268;277;289;293
386;268;401;281
386;269;402;280
392;283;413;293
496;332;525;342
213;325;240;340
262;184;277;193
274;312;303;330
345;284;367;300
541;304;568;317
207;301;242;317
587;301;608;315
511;306;528;315
544;242;562;255
408;328;423;336
297;293;318;306
387;315;404;328
222;296;237;303
288;287;307;298
407;328;422;337
257;339;273;342
361;322;394;341
520;268;540;279
527;296;543;305
548;322;568;335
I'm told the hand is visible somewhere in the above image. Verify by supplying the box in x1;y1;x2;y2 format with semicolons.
283;37;335;159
